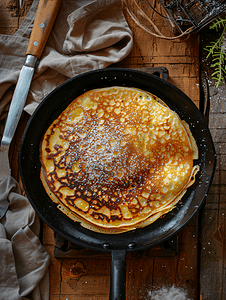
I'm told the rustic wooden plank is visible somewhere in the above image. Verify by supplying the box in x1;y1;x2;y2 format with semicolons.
0;0;32;34
45;245;62;295
60;257;110;297
151;226;198;300
199;29;226;299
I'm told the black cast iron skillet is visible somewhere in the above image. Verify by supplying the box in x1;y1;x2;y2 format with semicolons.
18;68;216;299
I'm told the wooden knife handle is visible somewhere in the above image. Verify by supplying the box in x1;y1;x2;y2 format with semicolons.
26;0;62;59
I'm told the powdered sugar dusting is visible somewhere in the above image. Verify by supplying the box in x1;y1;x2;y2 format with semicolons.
148;285;192;300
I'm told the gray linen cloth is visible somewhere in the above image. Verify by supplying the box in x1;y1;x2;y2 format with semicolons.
0;177;50;300
0;0;133;299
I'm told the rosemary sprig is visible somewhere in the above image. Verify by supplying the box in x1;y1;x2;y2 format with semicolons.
204;17;226;87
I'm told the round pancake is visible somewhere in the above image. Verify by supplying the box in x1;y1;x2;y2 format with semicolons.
40;86;199;233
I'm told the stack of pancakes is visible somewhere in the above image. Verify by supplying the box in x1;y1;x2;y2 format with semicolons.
40;87;199;234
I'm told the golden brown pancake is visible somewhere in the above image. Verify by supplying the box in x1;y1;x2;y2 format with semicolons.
40;87;199;233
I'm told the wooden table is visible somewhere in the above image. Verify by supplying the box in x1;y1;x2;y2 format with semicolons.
1;1;224;299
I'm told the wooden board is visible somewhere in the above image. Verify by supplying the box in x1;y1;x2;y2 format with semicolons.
199;28;226;300
0;0;32;35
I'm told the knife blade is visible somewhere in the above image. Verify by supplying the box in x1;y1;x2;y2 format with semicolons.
0;55;37;180
0;0;62;217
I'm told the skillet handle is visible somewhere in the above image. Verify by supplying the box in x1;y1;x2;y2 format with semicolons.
110;250;127;300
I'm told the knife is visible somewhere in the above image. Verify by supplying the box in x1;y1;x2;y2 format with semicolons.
0;0;62;217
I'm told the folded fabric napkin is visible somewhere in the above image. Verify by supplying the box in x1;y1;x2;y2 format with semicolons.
0;0;133;299
0;177;50;300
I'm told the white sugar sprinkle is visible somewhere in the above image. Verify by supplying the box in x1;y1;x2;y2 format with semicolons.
148;285;192;300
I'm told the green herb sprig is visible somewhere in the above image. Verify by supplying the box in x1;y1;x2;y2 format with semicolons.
204;16;226;87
